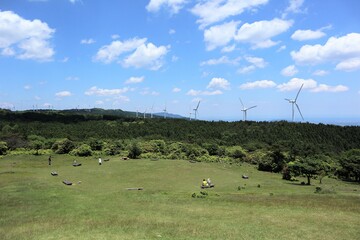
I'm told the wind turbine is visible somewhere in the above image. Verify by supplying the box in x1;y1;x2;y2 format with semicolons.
193;101;200;120
239;98;257;121
143;108;147;119
150;103;154;118
163;104;167;119
285;83;304;122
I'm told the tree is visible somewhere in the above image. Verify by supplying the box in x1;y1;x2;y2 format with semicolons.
127;142;142;159
339;149;360;182
288;157;322;185
52;138;75;154
0;141;8;155
71;144;92;157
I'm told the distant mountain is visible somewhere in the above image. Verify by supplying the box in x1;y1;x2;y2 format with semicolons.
153;112;187;119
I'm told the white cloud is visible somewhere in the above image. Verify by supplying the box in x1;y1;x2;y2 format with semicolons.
55;91;72;97
1;47;15;56
291;29;326;41
221;44;236;53
277;78;317;91
238;56;267;74
277;45;286;52
66;76;79;81
24;85;32;90
111;34;120;39
291;33;360;67
335;57;360;72
0;10;55;61
191;0;268;29
240;80;276;90
235;18;293;49
245;56;267;68
204;21;239;51
281;65;298;76
207;77;230;90
200;56;240;66
171;55;179;62
313;70;329;76
282;0;305;18
0;102;14;109
169;29;176;35
238;65;256;74
146;0;187;14
93;38;146;64
81;38;95;44
122;43;169;70
95;100;104;105
311;84;349;93
125;76;144;84
172;87;181;92
94;38;169;70
187;89;223;96
85;86;129;96
113;95;130;103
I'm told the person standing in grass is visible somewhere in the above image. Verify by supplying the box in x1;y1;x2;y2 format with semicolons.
48;156;52;166
202;179;208;187
98;157;102;165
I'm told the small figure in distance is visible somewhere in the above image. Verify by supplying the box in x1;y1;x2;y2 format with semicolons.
202;179;208;187
207;178;212;186
98;157;102;165
48;155;52;166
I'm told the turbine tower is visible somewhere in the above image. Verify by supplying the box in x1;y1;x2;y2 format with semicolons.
150;104;154;118
163;104;167;119
239;98;257;121
285;83;304;122
193;101;200;120
143;108;147;119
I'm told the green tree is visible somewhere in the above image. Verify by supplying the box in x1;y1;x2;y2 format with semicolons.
127;142;142;159
288;157;322;185
339;149;360;182
0;141;8;155
71;144;92;157
52;138;75;154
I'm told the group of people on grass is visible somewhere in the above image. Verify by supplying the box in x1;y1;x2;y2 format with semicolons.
202;178;212;187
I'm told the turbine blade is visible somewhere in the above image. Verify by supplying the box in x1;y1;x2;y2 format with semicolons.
239;98;244;108
295;103;304;120
196;101;201;110
247;105;257;110
285;98;291;102
295;83;304;101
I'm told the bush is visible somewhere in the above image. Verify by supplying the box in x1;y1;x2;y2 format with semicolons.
127;142;142;159
0;141;8;155
71;144;92;157
52;138;75;154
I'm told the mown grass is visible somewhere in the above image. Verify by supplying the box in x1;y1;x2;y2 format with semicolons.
0;154;359;240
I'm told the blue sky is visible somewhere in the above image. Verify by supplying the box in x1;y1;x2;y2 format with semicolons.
1;0;360;122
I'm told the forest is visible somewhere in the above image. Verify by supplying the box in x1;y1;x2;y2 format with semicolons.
0;108;359;183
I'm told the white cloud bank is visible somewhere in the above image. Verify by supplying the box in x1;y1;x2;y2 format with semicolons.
146;0;188;14
0;10;55;61
55;91;72;97
281;65;298;77
239;80;276;89
277;78;348;93
94;38;169;70
204;18;293;51
291;33;360;72
207;77;230;90
125;76;144;84
191;0;268;29
85;86;129;96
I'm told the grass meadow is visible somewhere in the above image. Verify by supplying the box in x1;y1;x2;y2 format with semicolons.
0;154;359;240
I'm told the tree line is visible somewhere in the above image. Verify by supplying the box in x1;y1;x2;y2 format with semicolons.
0;109;359;183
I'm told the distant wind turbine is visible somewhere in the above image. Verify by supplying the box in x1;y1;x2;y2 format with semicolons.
163;104;167;119
239;98;257;121
193;101;200;120
150;104;154;118
285;83;304;122
143;108;147;119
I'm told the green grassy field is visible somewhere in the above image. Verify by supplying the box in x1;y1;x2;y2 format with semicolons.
0;154;359;240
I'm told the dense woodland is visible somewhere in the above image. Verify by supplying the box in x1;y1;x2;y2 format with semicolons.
1;108;359;183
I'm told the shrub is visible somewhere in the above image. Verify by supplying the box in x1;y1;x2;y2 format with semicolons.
127;142;142;159
52;138;75;154
0;141;8;155
71;144;92;157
